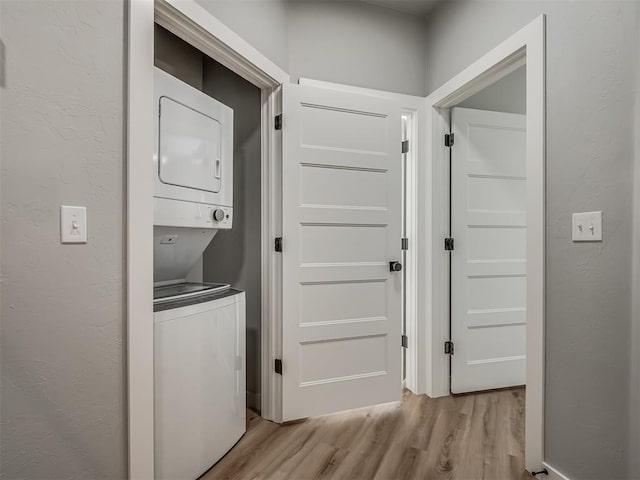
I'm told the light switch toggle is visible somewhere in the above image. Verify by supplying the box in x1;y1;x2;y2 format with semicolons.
572;211;602;242
60;206;87;244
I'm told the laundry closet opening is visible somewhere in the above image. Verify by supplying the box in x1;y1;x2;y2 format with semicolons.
152;24;263;479
155;24;262;408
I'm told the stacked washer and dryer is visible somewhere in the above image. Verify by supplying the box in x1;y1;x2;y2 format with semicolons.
152;68;246;480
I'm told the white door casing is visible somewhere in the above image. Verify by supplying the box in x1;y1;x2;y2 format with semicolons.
450;107;527;394
281;84;403;421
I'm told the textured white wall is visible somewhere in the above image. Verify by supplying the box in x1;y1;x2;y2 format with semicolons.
0;1;127;478
426;2;637;478
287;1;427;95
195;0;428;95
194;0;289;71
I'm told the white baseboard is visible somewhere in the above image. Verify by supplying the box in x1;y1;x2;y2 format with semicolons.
542;462;571;480
246;390;261;412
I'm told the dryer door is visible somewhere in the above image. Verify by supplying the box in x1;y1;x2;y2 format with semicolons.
159;96;222;193
153;67;233;208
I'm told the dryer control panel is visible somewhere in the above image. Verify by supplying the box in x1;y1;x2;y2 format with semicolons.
210;206;232;228
154;197;233;229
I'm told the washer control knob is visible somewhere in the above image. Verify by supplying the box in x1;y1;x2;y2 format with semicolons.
212;208;225;222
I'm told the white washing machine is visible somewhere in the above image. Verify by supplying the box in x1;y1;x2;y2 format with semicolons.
154;286;246;480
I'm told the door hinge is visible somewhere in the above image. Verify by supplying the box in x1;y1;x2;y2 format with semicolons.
274;358;283;375
444;341;454;355
275;114;282;130
401;238;409;251
401;334;408;349
401;140;409;154
444;237;454;251
275;237;282;252
444;133;454;147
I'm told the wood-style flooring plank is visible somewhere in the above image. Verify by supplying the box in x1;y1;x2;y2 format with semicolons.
200;388;531;480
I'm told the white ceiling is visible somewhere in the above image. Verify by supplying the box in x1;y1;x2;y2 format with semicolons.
361;0;442;16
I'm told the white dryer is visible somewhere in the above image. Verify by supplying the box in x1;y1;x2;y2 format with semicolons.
154;67;233;230
153;67;234;285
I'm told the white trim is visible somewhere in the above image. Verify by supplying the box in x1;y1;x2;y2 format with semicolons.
424;15;546;472
299;77;426;395
261;86;283;422
433;55;526;109
423;106;450;398
128;0;287;475
402;109;419;394
155;0;289;87
542;462;572;480
127;1;155;479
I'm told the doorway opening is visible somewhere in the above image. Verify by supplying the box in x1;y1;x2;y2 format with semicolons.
154;21;264;411
447;65;527;394
423;16;545;473
127;1;287;477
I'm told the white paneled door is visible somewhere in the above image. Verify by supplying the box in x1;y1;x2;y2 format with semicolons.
281;84;403;421
450;107;527;394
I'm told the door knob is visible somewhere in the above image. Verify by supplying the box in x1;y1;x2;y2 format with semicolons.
389;261;403;272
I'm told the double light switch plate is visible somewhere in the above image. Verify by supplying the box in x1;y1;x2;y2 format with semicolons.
572;211;602;242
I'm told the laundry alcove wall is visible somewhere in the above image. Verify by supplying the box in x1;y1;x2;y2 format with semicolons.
201;59;262;413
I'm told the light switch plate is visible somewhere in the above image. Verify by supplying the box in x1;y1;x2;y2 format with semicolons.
61;206;87;243
572;211;602;242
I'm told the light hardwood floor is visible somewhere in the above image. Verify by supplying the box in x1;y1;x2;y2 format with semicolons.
201;388;530;480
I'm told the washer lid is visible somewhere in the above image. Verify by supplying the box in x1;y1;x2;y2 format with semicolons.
153;282;230;304
158;96;222;193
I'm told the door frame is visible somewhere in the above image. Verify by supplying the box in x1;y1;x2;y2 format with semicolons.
127;0;288;477
422;15;546;472
298;78;426;394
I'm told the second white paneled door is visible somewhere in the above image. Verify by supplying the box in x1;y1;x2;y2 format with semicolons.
450;107;527;394
281;84;403;421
